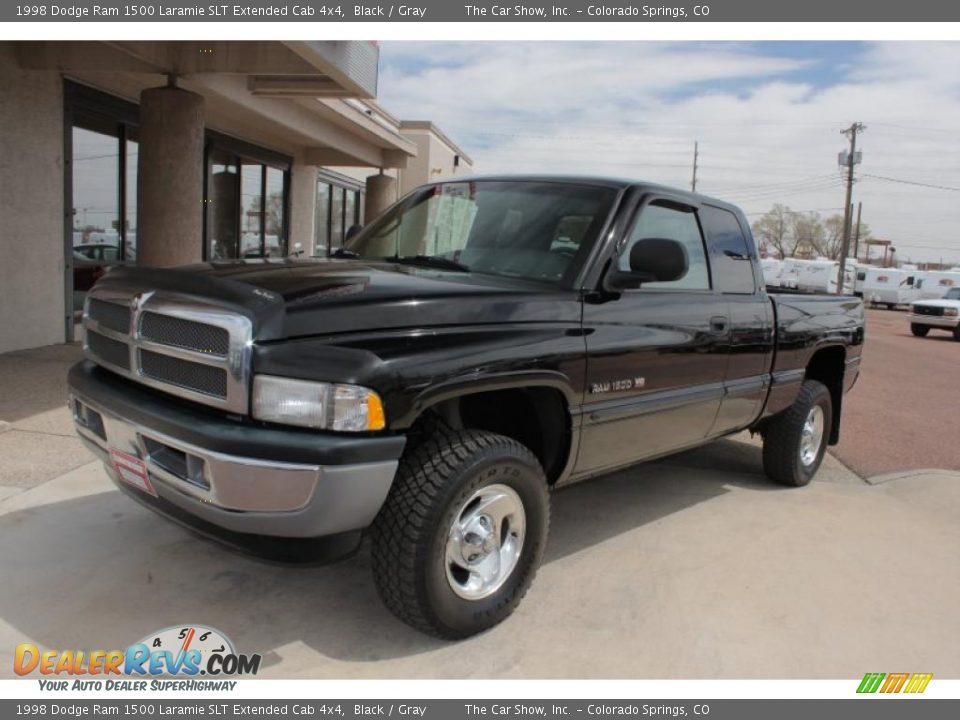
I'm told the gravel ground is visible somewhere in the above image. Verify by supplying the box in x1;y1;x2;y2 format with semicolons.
831;306;960;477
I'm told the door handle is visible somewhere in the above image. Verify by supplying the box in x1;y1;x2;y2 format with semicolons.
710;315;728;333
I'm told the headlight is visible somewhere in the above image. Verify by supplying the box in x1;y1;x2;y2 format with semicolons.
944;308;959;317
252;375;386;431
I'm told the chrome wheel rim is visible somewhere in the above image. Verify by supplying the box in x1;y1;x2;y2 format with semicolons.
799;405;825;467
445;483;526;601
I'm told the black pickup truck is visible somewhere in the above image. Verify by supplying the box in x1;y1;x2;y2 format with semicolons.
69;176;864;638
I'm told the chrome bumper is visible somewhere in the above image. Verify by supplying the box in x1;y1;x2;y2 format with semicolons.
908;313;959;328
70;390;398;539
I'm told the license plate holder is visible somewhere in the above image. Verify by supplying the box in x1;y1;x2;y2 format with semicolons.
109;448;157;497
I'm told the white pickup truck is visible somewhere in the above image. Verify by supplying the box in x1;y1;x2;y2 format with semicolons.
909;287;960;340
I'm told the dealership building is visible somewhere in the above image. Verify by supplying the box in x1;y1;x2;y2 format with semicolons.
0;41;472;354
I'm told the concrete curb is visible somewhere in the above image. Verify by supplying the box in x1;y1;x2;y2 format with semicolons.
866;468;960;485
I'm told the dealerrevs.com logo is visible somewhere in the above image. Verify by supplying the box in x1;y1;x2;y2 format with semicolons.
14;625;261;691
857;672;933;694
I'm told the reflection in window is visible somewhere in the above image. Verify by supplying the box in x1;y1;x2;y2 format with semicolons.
72;126;120;255
207;151;239;260
125;137;138;261
205;147;289;260
314;175;364;257
315;182;331;255
240;163;263;257
265;167;285;257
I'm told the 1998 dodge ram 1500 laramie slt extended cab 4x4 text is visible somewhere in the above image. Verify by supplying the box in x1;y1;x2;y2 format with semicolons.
69;177;864;638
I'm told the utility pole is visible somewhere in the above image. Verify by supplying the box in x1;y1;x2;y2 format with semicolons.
852;201;863;262
691;141;699;193
837;122;865;294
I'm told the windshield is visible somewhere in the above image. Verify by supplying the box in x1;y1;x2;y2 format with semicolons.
345;180;618;285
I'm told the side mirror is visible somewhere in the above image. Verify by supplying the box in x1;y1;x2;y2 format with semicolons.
605;237;689;291
345;224;363;241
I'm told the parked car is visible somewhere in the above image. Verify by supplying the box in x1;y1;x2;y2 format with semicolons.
69;176;864;638
72;242;121;313
908;287;960;340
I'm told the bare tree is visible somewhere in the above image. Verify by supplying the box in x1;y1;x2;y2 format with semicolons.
820;214;872;260
751;204;792;258
791;211;825;258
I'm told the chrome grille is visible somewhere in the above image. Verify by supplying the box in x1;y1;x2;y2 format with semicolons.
82;287;252;414
139;349;228;398
88;298;131;334
912;305;943;317
86;330;131;371
140;312;230;356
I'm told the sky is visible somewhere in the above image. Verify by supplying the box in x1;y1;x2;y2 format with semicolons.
377;42;960;265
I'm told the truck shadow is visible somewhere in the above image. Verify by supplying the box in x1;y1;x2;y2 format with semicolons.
0;438;784;671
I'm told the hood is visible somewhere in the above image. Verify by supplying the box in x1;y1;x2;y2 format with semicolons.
98;258;572;342
913;298;960;309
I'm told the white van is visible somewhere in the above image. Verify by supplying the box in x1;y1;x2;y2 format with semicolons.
916;271;960;300
863;267;922;308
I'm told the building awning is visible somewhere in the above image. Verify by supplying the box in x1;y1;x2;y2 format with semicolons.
17;40;416;168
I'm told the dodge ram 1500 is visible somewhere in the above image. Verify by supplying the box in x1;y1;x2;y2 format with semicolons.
69;176;864;638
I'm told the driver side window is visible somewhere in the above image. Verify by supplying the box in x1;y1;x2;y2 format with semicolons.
620;201;710;290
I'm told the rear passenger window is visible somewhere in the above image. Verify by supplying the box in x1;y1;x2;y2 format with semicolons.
621;201;710;290
701;206;757;294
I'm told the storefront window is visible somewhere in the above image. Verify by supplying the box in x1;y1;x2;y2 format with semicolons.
206;150;239;260
204;137;290;260
315;173;364;257
69;108;138;314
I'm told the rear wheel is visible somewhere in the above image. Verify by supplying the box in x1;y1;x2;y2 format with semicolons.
370;426;549;639
911;324;930;337
762;380;833;487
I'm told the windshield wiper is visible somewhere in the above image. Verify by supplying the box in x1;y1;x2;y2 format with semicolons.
388;255;470;272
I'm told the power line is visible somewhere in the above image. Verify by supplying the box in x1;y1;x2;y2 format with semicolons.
861;174;960;193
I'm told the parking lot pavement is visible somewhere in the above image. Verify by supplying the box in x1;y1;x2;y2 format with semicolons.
1;440;958;680
0;343;92;491
831;307;960;477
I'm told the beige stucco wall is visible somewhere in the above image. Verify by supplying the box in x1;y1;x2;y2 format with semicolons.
399;128;473;196
0;46;65;354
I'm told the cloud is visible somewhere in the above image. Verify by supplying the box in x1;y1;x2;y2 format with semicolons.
379;42;960;263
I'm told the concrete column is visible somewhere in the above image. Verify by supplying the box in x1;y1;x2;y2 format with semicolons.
137;84;204;267
365;172;397;224
289;153;318;256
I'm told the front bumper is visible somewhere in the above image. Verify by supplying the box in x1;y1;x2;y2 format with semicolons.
908;313;960;329
68;362;404;544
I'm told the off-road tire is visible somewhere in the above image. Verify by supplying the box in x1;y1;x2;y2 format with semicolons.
370;426;549;639
911;324;930;337
762;379;833;487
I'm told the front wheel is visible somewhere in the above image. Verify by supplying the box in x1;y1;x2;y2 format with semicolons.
370;426;549;639
911;324;930;337
762;380;833;487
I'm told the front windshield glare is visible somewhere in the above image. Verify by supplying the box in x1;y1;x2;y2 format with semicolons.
345;181;617;285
